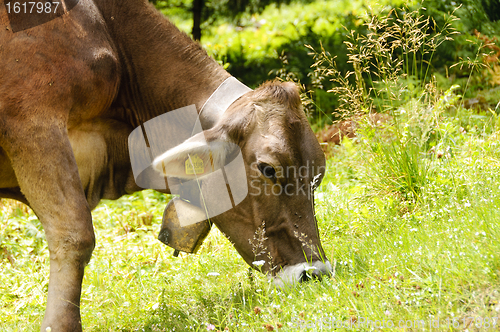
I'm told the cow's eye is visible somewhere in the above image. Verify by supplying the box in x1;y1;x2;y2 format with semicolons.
258;163;276;179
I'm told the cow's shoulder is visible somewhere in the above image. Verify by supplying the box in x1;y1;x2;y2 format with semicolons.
0;0;120;127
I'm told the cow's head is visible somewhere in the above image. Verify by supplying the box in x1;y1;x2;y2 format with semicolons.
152;81;332;286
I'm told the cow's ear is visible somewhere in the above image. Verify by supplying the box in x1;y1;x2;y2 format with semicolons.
151;130;233;179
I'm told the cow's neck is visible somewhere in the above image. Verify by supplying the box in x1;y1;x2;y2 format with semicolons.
95;0;231;128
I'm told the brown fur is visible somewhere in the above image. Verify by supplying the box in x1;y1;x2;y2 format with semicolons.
0;1;329;330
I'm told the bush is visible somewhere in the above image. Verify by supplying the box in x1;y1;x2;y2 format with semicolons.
200;0;500;121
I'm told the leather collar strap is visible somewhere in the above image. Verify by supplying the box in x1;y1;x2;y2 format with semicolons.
198;77;252;129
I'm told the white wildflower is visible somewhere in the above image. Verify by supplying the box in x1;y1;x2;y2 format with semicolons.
252;260;265;267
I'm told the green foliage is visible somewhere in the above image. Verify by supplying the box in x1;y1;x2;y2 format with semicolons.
202;0;315;22
305;3;460;121
482;0;500;21
422;0;500;35
155;0;314;22
155;0;500;115
196;0;499;122
153;0;317;40
202;0;402;86
201;0;405;124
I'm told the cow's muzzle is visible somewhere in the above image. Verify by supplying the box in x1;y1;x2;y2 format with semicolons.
273;260;333;287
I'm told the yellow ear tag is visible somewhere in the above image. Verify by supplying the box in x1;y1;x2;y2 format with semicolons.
185;154;205;175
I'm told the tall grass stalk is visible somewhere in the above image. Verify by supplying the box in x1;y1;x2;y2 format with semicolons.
308;4;459;120
307;3;464;203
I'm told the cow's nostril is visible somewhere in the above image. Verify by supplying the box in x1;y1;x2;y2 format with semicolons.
299;271;311;283
299;269;322;283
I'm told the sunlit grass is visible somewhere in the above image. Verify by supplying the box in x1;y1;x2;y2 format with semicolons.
1;113;500;331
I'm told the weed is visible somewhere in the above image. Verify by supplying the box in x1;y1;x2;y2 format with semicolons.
248;220;268;259
308;4;459;120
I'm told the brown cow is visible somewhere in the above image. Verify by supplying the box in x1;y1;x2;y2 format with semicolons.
0;0;332;330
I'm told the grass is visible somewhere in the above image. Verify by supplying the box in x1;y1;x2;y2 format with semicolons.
1;108;500;331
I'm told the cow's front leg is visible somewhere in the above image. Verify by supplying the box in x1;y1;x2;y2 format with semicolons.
2;122;95;332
